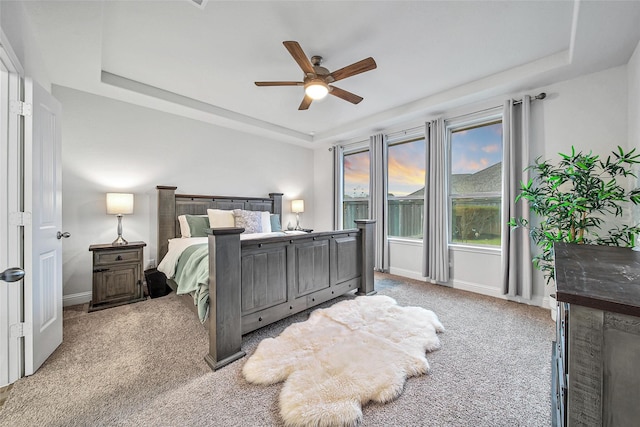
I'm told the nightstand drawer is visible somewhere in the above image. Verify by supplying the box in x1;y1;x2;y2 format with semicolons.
94;248;142;266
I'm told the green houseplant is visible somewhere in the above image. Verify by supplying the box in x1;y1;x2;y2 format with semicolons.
509;146;640;285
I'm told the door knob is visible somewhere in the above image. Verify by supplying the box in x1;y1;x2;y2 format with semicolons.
0;267;25;282
57;231;71;239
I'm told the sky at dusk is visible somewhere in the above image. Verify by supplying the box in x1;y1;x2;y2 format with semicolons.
450;122;503;175
388;139;425;196
344;139;426;198
344;150;370;198
344;123;501;198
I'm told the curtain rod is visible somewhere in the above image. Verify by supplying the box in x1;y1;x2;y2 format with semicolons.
513;92;547;105
386;125;424;140
447;92;547;122
330;138;368;151
330;92;547;150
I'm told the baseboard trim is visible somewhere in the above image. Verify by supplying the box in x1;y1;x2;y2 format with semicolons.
63;291;92;307
388;267;427;282
385;269;547;309
451;279;546;308
450;278;504;298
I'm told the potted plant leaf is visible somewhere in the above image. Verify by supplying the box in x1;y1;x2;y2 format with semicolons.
509;146;640;312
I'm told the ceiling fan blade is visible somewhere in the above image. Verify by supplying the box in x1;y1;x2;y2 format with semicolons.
329;57;377;82
298;95;313;110
329;86;363;104
283;41;315;75
255;81;303;86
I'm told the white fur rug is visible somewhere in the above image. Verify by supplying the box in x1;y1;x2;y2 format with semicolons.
242;295;445;427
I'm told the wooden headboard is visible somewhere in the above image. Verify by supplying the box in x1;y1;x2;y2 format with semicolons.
156;186;283;262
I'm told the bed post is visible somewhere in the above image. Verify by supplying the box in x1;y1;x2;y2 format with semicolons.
204;227;246;370
355;219;376;296
269;192;283;216
157;186;177;263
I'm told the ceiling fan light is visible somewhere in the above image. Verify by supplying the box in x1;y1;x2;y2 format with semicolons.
305;80;329;100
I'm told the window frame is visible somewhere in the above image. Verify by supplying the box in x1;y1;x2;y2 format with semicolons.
446;107;504;250
386;135;426;241
340;142;370;231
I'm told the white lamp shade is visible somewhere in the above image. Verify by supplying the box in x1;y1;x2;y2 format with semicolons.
291;199;304;213
106;193;134;215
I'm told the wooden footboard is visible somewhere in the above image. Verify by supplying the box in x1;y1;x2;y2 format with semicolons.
205;221;376;370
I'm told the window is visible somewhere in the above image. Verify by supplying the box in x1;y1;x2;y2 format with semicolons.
387;138;426;239
449;120;503;247
342;148;370;229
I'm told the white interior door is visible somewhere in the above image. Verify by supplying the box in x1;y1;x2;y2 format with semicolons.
23;77;63;375
0;58;23;386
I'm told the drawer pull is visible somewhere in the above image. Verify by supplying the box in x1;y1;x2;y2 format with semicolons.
93;268;109;273
116;255;123;261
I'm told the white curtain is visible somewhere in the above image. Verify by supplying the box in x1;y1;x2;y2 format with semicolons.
422;119;449;283
332;145;344;230
369;134;388;271
501;97;532;298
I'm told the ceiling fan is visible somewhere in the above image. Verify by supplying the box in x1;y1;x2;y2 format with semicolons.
255;41;377;110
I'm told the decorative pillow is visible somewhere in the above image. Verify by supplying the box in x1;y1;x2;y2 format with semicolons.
233;209;263;234
270;214;282;232
261;211;272;233
178;214;210;238
207;209;235;228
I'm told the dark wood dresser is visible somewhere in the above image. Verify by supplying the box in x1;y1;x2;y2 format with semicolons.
553;242;640;427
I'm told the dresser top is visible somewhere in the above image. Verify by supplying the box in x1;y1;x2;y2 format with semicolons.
89;241;146;251
554;242;640;317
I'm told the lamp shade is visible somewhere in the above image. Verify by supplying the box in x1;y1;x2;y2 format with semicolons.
304;80;329;100
291;199;304;213
106;193;134;215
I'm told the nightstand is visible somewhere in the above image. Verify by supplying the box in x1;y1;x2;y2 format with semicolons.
88;241;146;312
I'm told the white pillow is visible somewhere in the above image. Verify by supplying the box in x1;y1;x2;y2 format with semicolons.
178;215;190;237
178;214;208;238
207;209;235;228
261;211;271;233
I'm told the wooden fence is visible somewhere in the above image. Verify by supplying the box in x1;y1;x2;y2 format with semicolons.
344;196;501;244
344;197;424;239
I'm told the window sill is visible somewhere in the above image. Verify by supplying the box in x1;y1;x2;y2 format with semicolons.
388;237;423;246
448;243;501;255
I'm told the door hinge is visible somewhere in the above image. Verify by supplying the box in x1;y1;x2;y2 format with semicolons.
10;100;32;117
10;322;32;338
10;211;32;226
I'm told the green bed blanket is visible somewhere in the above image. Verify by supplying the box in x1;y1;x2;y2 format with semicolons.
173;243;210;322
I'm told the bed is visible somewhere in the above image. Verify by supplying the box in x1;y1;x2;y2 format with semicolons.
156;186;376;370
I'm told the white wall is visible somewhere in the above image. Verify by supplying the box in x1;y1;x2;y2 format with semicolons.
54;86;315;305
313;146;334;231
314;64;631;308
629;41;640;225
632;41;640;151
0;1;50;89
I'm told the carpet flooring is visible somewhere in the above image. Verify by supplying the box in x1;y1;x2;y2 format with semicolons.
0;273;554;426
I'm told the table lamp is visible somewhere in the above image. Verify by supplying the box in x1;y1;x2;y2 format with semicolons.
106;192;134;245
291;199;304;230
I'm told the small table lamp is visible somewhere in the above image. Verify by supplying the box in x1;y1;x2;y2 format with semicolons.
291;199;304;230
106;192;134;245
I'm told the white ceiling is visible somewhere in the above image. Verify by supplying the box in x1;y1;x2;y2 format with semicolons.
21;0;640;146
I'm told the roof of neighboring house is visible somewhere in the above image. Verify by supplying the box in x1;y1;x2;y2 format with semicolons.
394;162;502;198
451;162;502;194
